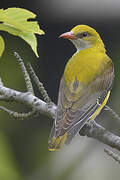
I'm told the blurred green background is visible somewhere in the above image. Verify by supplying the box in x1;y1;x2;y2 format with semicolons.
0;0;120;179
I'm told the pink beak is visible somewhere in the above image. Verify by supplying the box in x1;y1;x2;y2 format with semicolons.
59;31;77;40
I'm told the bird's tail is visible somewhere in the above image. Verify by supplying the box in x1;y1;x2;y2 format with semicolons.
48;121;68;151
48;133;68;151
48;117;87;151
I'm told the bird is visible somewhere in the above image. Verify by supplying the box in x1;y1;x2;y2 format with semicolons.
48;25;114;151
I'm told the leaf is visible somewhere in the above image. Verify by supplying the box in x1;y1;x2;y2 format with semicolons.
0;35;5;57
0;24;39;57
0;8;45;57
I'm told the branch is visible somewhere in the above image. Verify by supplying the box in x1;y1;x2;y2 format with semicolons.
0;52;120;153
104;148;120;164
104;105;120;122
0;95;13;102
0;85;56;118
80;121;120;151
0;52;56;120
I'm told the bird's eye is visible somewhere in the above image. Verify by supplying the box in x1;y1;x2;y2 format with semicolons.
76;32;88;38
83;32;87;37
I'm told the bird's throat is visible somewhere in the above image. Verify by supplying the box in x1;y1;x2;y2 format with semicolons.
71;39;91;52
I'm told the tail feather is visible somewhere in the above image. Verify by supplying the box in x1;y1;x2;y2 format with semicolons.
48;131;68;151
48;116;89;151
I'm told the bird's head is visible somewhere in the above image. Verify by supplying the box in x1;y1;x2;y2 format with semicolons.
59;25;105;52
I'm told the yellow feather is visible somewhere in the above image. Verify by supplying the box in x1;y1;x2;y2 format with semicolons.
90;91;111;120
64;47;110;86
48;133;68;151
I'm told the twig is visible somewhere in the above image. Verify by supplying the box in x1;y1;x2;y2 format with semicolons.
14;52;34;94
104;105;120;121
27;63;51;103
0;105;37;119
104;148;120;164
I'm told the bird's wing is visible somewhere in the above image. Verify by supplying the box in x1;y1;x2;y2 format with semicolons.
49;59;114;145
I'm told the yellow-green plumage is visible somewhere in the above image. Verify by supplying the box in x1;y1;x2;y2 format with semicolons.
65;48;108;86
48;25;114;151
63;48;113;106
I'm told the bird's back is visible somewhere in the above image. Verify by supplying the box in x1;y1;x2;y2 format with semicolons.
64;47;111;87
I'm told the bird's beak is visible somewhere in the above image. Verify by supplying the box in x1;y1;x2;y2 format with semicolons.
59;31;77;40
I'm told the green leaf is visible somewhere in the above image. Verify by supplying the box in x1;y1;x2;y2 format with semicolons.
0;8;45;57
0;36;5;57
